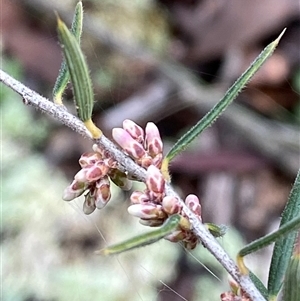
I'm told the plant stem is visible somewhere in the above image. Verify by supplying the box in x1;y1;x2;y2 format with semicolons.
0;68;265;301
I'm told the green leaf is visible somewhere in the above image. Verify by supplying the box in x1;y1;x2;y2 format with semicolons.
249;271;269;300
283;250;300;301
56;14;93;122
53;1;83;104
268;169;300;297
238;214;300;258
97;214;181;255
165;29;286;163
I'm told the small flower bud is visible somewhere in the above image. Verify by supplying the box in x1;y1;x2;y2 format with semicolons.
162;196;182;215
85;161;109;182
151;153;163;169
112;128;146;159
74;168;89;183
130;191;149;204
83;192;96;215
185;194;202;217
79;152;102;168
123;119;144;144
139;155;154;169
146;165;165;194
94;176;111;209
128;203;166;219
145;122;163;157
63;180;87;201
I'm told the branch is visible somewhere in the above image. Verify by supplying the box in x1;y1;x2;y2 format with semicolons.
0;68;265;301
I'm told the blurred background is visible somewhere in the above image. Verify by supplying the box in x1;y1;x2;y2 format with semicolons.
1;0;300;300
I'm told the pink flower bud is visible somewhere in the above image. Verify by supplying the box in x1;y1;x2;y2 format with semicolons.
147;190;163;204
127;203;166;219
94;176;111;209
62;180;87;201
74;168;89;183
123;119;144;144
162;196;182;215
139;155;153;169
79;152;102;168
112;128;146;159
85;161;109;182
83;192;96;215
146;165;165;194
185;194;202;217
103;157;118;169
151;153;163;169
145;122;163;157
130;191;149;204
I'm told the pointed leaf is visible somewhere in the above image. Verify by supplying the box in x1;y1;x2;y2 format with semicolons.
249;271;269;300
97;214;181;255
56;15;93;122
238;214;300;258
165;29;286;163
283;238;300;301
53;1;83;104
268;169;300;297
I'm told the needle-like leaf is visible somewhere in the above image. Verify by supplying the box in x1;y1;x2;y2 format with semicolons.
53;1;83;105
163;29;286;173
237;214;300;265
268;169;300;297
97;214;181;255
57;14;101;138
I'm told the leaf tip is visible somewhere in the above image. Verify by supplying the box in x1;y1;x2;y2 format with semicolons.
94;248;109;256
274;28;286;45
55;12;62;25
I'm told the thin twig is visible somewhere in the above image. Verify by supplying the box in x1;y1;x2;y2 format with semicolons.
0;68;265;301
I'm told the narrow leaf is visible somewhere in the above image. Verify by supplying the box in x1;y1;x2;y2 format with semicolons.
283;237;300;301
238;214;300;258
97;214;181;255
249;271;269;300
268;169;300;297
57;15;101;138
165;29;286;163
57;15;93;121
53;1;83;104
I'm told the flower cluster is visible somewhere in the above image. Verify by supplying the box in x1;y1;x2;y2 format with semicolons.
63;145;132;214
128;165;202;249
63;119;203;249
112;119;163;169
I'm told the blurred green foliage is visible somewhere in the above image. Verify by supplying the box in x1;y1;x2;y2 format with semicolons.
0;58;49;148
